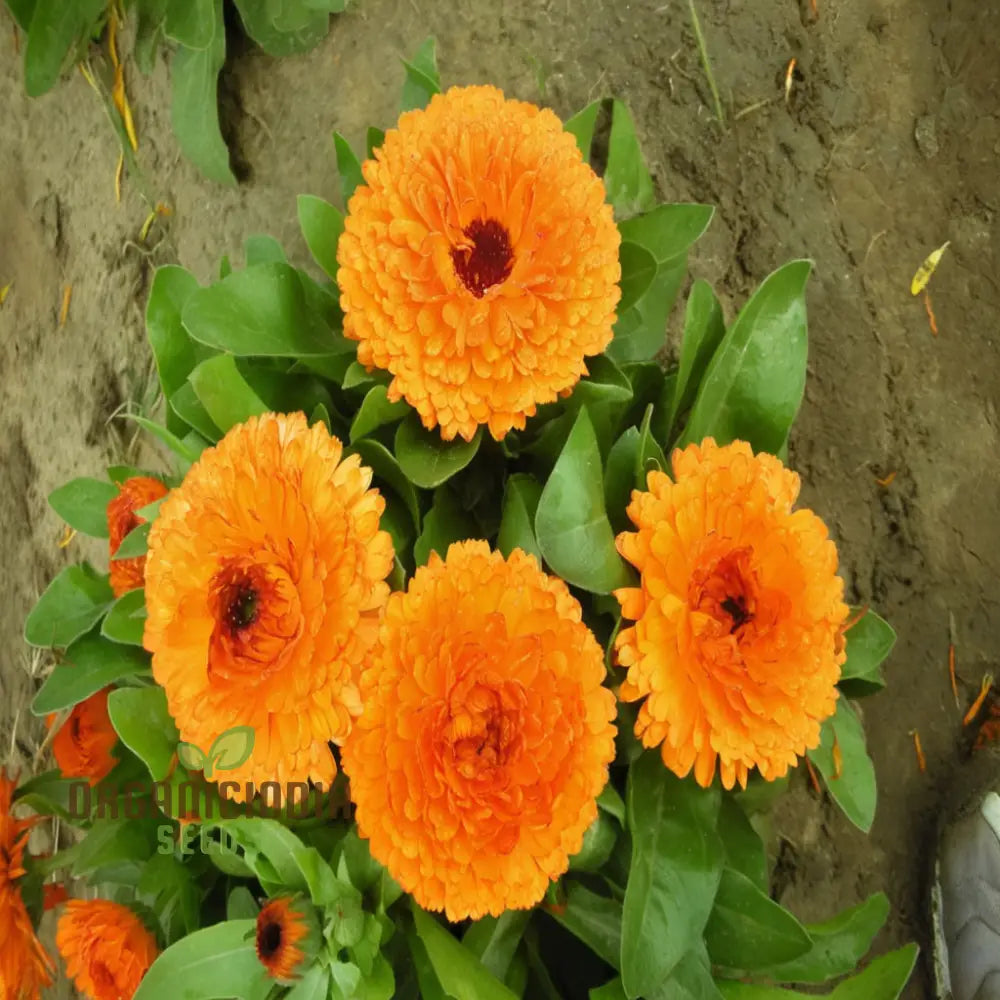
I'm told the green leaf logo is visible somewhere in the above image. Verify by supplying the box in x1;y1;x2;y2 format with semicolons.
177;742;208;772
206;726;255;778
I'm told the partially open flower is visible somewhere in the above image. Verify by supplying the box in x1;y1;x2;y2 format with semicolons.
337;85;621;441
46;688;118;786
107;475;169;597
344;541;617;920
615;438;849;789
56;899;158;1000
255;896;319;984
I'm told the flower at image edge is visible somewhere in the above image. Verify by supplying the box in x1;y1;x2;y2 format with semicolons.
0;770;54;1000
45;687;118;786
337;84;622;442
343;541;617;921
614;438;849;790
56;899;158;1000
143;412;394;799
107;475;169;597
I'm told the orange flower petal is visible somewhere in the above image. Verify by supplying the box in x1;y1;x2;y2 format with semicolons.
107;475;169;597
47;688;118;785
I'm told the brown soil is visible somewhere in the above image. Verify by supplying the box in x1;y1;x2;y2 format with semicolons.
2;0;998;995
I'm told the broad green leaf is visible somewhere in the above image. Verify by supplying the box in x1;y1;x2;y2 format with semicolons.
130;415;203;465
170;0;235;185
136;851;202;944
604;100;656;219
134;0;167;73
535;408;631;594
570;810;619;873
395;413;482;489
619;242;658;313
243;234;286;266
598;782;626;825
367;126;385;157
591;980;628;1000
112;522;150;559
7;0;37;32
716;794;768;892
336;828;384;893
13;769;80;820
463;911;531;983
681;260;811;455
414;487;479;566
292;846;357;907
334;132;364;205
839;610;895;683
72;817;159;877
807;699;877;833
169;381;221;441
298;194;344;280
605;426;641;533
188;354;268;434
207;726;255;774
635;403;667;486
32;634;150;714
350;385;408;442
618;204;715;263
24;0;105;96
705;869;811;972
101;588;147;646
134;920;272;1000
767;893;889;983
342;362;376;390
670;279;726;432
164;0;214;48
565;99;601;162
24;564;113;648
108;686;178;780
652;947;724;1000
349;439;421;530
622;752;724;997
411;903;520;1000
47;477;117;538
286;965;331;1000
232;0;330;57
400;37;440;112
546;882;622;970
497;474;543;562
213;818;309;892
226;886;258;921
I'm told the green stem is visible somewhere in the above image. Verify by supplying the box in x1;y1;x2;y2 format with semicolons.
687;0;726;125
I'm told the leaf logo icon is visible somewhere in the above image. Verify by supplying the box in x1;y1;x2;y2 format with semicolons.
205;726;255;778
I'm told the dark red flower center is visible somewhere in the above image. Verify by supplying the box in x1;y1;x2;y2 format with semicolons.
692;548;757;636
451;219;514;297
258;919;282;959
225;583;259;634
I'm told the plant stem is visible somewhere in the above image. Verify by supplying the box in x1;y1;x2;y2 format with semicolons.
687;0;725;125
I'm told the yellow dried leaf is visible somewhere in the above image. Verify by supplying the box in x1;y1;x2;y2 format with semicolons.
115;152;125;203
911;241;950;296
139;210;157;242
59;285;72;326
0;283;10;306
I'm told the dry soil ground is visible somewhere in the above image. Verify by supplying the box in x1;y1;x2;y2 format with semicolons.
1;0;999;996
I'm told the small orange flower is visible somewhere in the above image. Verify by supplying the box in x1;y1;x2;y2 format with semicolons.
615;439;849;790
337;85;621;442
56;899;158;1000
0;771;54;1000
46;688;118;786
143;413;394;800
107;475;169;597
343;541;617;920
43;883;69;911
255;897;318;983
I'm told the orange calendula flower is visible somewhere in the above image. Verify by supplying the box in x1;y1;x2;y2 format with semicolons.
343;541;617;921
255;896;319;984
45;688;118;786
615;439;849;790
107;475;169;597
56;899;158;1000
337;85;622;442
143;413;394;800
0;771;55;1000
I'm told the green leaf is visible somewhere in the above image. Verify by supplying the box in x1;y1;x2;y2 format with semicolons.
367;126;385;157
134;0;167;73
591;980;628;1000
292;846;357;907
497;474;543;562
108;686;178;780
766;893;889;983
243;234;286;266
349;439;421;531
214;818;309;892
414;487;479;566
546;883;622;970
226;886;259;921
621;752;724;997
47;477;117;538
334;132;364;205
136;851;203;944
570;810;619;873
653;947;724;1000
169;0;235;185
400;37;441;112
73;817;159;877
6;0;37;32
619;204;715;263
604;100;656;218
680;260;811;455
716;794;767;892
183;263;347;357
24;564;114;648
463;911;531;983
24;0;105;96
605;427;641;533
101;588;147;645
350;385;409;443
287;965;331;1000
188;354;268;434
839;610;895;683
598;782;626;825
670;279;726;433
13;769;80;820
298;194;344;280
208;726;255;773
32;634;150;714
807;699;877;833
635;403;667;486
619;242;658;313
395;412;482;489
232;0;331;57
705;869;811;973
134;920;273;1000
411;903;520;1000
164;0;214;48
130;415;203;465
535;408;631;594
112;522;150;559
564;100;602;162
170;381;221;441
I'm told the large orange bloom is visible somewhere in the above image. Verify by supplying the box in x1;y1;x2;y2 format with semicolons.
143;413;394;799
46;688;118;786
337;85;621;442
615;439;849;790
56;900;158;1000
107;475;169;597
0;772;54;1000
343;541;617;920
